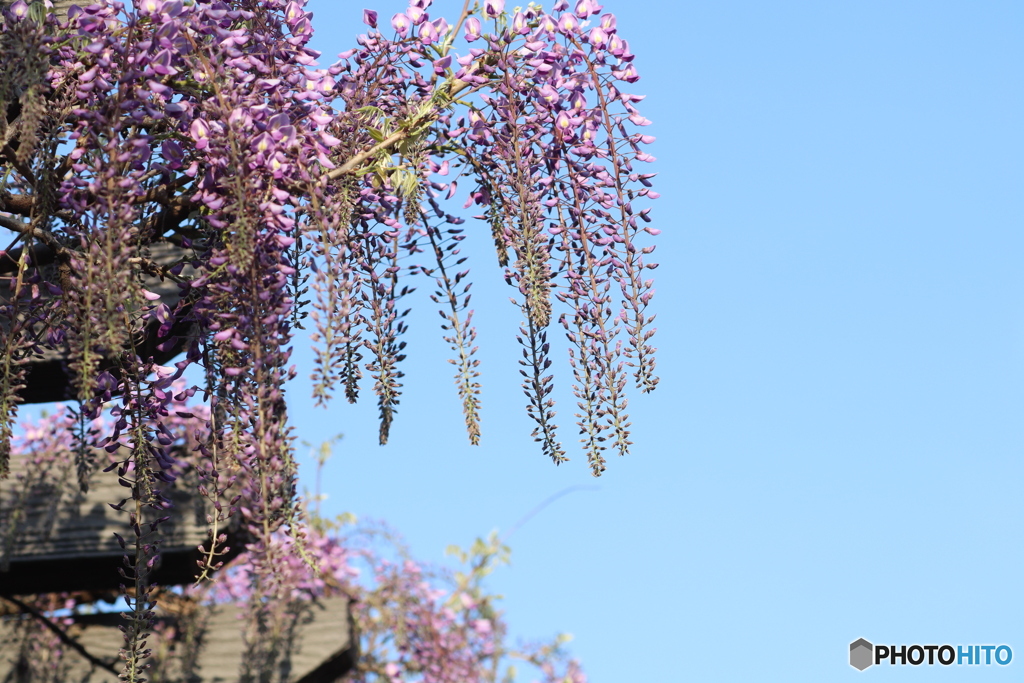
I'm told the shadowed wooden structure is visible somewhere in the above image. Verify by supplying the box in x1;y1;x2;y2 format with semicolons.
0;449;358;681
0;446;242;596
0;596;358;683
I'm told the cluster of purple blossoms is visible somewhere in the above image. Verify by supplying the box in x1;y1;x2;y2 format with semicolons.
1;0;656;676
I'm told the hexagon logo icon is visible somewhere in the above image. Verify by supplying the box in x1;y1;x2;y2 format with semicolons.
850;638;874;671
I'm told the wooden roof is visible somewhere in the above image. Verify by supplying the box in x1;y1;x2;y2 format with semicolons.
0;447;243;595
0;596;357;682
0;241;195;404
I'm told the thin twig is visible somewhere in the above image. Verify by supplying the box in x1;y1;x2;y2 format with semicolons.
127;255;187;284
0;595;121;676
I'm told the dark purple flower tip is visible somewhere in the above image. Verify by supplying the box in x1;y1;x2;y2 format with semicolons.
362;9;377;27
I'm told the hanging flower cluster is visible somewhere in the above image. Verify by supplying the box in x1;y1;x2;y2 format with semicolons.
451;0;659;473
1;0;656;677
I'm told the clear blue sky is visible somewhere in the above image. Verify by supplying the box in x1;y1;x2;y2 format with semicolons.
287;1;1024;680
